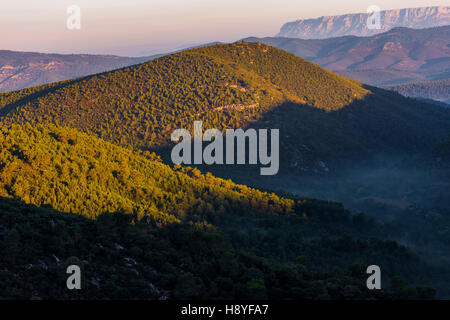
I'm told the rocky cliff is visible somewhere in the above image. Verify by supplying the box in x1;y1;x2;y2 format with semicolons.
277;6;450;39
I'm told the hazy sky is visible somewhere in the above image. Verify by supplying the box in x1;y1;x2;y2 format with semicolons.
1;0;448;56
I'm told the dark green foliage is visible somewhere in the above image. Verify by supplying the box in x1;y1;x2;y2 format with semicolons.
0;123;295;221
0;123;443;299
0;43;448;300
435;135;450;161
0;197;435;300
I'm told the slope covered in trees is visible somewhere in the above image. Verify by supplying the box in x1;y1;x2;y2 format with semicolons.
0;196;436;300
0;123;446;298
1;43;450;298
1;42;449;173
0;123;295;222
0;42;368;151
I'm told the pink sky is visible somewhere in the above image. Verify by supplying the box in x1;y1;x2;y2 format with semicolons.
0;0;448;56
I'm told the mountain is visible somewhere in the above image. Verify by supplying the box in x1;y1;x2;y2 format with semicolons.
0;42;369;152
245;25;450;86
384;79;450;104
1;123;438;299
2;42;450;222
1;42;449;173
277;6;450;39
0;50;153;93
1;42;450;298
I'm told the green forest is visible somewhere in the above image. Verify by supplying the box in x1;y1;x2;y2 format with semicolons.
0;42;450;300
0;123;446;299
0;196;435;300
0;42;368;152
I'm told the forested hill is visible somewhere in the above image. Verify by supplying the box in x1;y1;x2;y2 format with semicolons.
0;44;449;298
0;123;442;299
0;123;295;222
1;42;450;173
0;42;368;150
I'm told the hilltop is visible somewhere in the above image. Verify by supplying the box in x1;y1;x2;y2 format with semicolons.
1;42;449;173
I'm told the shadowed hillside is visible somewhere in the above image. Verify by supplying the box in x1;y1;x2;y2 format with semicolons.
0;123;446;298
1;42;450;299
0;196;438;300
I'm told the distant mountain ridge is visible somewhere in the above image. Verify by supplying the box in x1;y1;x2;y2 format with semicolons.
277;6;450;39
245;25;450;86
385;79;450;104
0;51;153;93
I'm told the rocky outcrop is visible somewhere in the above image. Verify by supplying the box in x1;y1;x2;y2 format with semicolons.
278;6;450;39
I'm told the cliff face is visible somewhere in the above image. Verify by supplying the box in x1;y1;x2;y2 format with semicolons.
277;6;450;39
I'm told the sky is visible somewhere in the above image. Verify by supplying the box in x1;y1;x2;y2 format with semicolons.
0;0;448;56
